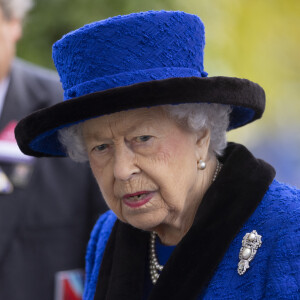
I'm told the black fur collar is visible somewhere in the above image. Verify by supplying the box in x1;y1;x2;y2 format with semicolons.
94;143;275;300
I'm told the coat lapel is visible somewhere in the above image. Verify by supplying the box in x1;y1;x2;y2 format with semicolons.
94;143;276;300
0;59;42;130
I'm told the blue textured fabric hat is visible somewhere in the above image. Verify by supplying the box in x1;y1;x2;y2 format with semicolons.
55;10;208;100
15;10;265;157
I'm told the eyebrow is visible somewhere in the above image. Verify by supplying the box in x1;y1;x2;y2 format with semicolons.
84;118;151;142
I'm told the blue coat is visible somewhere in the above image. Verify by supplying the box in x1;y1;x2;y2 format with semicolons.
84;144;300;299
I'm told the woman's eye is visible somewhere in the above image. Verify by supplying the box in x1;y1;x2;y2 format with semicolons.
93;144;109;152
135;135;152;143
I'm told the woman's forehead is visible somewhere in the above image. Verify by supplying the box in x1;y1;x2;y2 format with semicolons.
83;106;169;136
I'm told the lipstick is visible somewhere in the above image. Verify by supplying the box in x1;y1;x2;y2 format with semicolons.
122;191;154;208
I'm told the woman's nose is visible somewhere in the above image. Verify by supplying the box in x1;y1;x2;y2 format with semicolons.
113;143;140;181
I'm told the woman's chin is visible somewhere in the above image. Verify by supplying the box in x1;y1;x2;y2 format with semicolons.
123;211;166;232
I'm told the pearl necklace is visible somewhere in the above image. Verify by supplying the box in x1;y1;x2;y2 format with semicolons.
149;231;163;284
212;159;222;182
149;159;222;285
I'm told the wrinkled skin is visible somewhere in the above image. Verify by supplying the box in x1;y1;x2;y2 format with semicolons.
83;106;217;245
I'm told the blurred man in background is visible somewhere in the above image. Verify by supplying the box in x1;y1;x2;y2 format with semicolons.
0;0;107;299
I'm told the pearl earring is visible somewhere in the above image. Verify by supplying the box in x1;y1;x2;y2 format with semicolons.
198;160;206;170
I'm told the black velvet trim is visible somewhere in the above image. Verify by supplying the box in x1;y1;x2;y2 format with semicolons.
95;220;149;300
94;222;118;300
15;76;265;157
94;143;275;300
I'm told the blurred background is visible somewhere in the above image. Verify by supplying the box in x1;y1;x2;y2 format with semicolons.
18;0;300;187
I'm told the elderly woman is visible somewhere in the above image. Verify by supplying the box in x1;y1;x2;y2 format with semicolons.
15;11;299;300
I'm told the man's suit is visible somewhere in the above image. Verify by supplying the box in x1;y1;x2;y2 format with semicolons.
0;59;107;300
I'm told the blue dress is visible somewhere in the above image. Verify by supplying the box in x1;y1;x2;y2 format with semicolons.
142;237;176;299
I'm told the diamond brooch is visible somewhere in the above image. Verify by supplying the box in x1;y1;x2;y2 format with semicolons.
238;230;262;275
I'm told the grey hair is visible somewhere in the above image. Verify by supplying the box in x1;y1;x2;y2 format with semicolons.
0;0;33;20
165;103;231;156
58;123;88;163
58;103;232;163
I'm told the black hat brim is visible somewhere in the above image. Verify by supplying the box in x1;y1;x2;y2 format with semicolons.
15;76;265;157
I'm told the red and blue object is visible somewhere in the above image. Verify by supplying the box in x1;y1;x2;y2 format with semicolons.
55;269;84;300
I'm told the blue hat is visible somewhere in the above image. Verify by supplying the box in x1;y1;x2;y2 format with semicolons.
15;10;265;157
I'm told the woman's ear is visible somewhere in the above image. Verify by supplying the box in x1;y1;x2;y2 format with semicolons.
195;128;210;161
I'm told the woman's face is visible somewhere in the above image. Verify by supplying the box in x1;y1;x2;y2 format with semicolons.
83;107;208;233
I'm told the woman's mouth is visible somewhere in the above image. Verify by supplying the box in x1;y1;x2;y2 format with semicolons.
122;191;154;208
